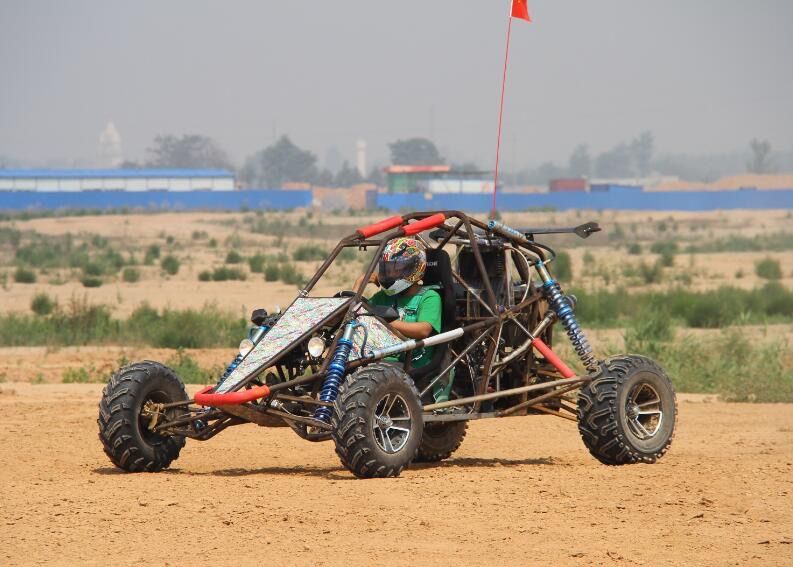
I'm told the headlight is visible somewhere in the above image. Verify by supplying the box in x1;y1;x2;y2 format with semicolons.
307;336;325;358
239;338;255;357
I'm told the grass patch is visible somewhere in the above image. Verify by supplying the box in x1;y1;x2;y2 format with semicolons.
165;349;224;384
0;299;247;348
685;232;793;253
619;310;793;402
572;283;793;328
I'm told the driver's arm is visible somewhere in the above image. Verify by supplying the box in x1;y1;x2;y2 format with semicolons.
353;271;378;291
389;320;433;340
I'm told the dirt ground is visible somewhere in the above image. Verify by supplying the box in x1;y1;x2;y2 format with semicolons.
1;383;791;566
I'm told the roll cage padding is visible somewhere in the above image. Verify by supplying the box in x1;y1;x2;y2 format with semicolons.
402;213;446;236
356;215;404;238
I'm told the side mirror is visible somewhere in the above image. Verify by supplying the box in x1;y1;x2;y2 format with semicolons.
251;308;268;326
574;222;601;239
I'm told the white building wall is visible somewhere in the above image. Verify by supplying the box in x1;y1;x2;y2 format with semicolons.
213;178;235;191
170;178;191;191
0;175;235;191
60;179;82;191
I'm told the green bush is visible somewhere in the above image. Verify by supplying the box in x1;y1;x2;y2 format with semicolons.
207;266;246;281
279;263;304;286
160;255;180;275
638;260;663;284
191;230;209;240
83;262;104;277
122;267;141;283
208;238;218;248
225;250;243;264
626;243;642;255
624;304;675;359
165;349;222;384
553;251;572;281
198;270;212;282
293;244;328;262
659;251;675;268
755;257;782;280
144;244;161;265
30;292;55;316
650;241;678;255
14;267;36;284
248;253;266;273
81;276;103;288
62;365;105;384
264;264;280;282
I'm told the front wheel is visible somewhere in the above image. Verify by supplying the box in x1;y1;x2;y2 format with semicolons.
577;355;676;465
98;361;188;472
332;363;423;478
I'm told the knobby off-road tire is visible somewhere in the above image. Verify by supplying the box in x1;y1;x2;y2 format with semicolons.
577;354;676;465
332;363;423;478
98;361;188;472
414;422;468;463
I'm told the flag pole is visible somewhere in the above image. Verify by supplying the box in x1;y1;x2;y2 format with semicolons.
491;13;514;218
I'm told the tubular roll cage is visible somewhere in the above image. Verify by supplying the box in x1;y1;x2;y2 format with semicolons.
158;211;594;441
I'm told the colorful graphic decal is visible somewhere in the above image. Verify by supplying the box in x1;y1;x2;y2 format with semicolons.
350;309;403;360
215;297;348;393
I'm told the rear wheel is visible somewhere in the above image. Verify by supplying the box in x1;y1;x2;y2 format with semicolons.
98;361;188;472
577;354;676;465
415;421;468;463
332;363;423;478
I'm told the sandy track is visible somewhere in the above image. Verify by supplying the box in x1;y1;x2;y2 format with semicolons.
1;384;791;566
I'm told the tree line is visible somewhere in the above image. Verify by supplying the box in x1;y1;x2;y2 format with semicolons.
121;131;780;188
121;135;447;188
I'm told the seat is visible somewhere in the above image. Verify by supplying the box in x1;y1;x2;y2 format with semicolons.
410;248;455;381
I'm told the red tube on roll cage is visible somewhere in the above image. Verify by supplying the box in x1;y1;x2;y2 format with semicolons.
356;215;404;238
530;338;576;379
401;213;446;236
194;384;272;406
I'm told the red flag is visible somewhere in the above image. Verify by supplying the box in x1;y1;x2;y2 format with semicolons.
511;0;531;22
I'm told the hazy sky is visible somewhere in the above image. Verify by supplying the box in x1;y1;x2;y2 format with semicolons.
1;0;792;169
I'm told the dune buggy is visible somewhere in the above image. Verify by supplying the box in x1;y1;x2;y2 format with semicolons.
98;211;676;478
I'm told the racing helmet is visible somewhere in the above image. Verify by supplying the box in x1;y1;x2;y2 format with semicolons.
378;237;426;296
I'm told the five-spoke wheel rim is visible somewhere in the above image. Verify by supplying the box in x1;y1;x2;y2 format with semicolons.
372;392;412;453
625;383;663;440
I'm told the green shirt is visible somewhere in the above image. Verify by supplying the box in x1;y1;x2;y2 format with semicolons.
369;287;442;368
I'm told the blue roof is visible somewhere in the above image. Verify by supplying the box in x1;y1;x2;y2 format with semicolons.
0;168;234;179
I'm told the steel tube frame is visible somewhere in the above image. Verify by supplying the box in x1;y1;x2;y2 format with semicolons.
168;211;590;437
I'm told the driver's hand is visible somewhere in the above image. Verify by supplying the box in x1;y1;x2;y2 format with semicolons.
369;272;380;286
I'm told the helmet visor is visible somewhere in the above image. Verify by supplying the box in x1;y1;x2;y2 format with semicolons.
378;254;419;288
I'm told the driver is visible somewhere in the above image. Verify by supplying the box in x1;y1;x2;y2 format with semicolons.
353;237;441;369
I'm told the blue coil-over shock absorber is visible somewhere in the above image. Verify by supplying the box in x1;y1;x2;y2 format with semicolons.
536;262;598;372
313;322;357;423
